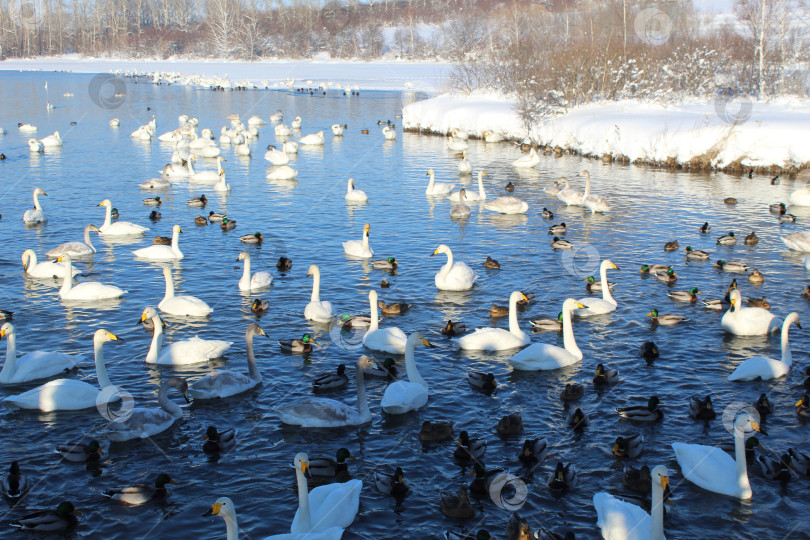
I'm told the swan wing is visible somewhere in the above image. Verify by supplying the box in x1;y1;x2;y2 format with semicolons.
276;397;362;427
100;221;148;235
305;301;335;322
362;328;407;354
455;328;525;351
132;245;179;260
156;338;232;365
576;298;616;317
63;282;126;300
436;262;477;291
672;442;741;497
593;492;652;540
188;369;256;399
46;242;93;258
159;295;212;316
251;271;274;288
5;351;82;383
298;479;362;533
728;356;788;381
266;529;344;540
509;344;579;371
381;381;428;412
107;407;177;441
2;379;99;411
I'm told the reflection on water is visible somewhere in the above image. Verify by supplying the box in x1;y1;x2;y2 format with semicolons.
0;71;808;539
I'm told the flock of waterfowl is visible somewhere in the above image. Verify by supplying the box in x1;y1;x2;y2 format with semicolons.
3;83;810;540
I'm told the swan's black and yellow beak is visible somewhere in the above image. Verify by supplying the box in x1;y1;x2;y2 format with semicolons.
203;502;223;517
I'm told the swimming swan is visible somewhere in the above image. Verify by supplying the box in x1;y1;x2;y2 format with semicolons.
45;224;99;259
362;290;407;354
22;188;47;224
97;199;148;236
188;324;266;399
509;299;587;371
57;255;127;300
304;264;335;322
380;332;433;414
140;307;232;366
455;291;530;351
237;251;273;291
158;267;213;317
342;223;373;258
106;377;189;441
449;171;487;202
721;288;780;336
0;323;83;384
728;312;800;380
432;244;477;291
22;249;79;279
576;260;618;317
594;465;669;540
133;225;183;260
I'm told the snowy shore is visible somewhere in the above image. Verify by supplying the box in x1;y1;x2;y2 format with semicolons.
403;93;810;172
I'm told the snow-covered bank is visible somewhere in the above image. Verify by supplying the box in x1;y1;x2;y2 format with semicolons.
0;56;452;93
403;93;810;172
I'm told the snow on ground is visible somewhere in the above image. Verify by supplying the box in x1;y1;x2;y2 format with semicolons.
0;55;452;93
403;93;810;170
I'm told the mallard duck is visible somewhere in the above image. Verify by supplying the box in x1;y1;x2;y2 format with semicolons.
530;312;562;331
143;196;162;206
484;256;501;269
542;208;554;219
640;341;659;359
640;264;670;274
102;473;177;505
250;299;269;314
749;269;765;284
454;430;486;459
653;268;678;283
240;232;263;244
715;260;750;273
744;231;759;245
380;278;390;288
593;363;618;385
364;357;398;379
518;438;549;464
378;300;408;315
153;234;171;245
623;465;652;493
699;222;712;233
617;396;663;421
372;257;398;270
469;462;505;496
717;232;737;245
375;467;408;497
664;240;679;252
754;393;773;417
220;217;236;230
568;408;589;429
2;461;29;499
796;395;810;417
724;197;738;204
747;296;770;309
468;371;496;394
0;309;13;321
585;275;616;292
442;320;467;336
551;237;573;249
780;213;797;223
55;440;103;463
496;413;523;436
771;202;787;213
203;426;236;453
110;207;119;219
489;304;508;318
440;486;475;519
547;462;577;491
548;223;567;235
207;211;226;222
313;364;349;392
684;246;710;260
788;448;810;476
612;434;643;458
506;512;533;540
667;287;701;302
702;298;725;310
803;285;810;300
560;383;584;402
757;454;793;482
420;420;454;442
279;333;316;353
149;210;161;221
688;395;717;420
647;309;686;326
10;501;80;532
187;194;207;207
194;215;208;225
505;182;515;192
276;256;292;271
308;448;355;482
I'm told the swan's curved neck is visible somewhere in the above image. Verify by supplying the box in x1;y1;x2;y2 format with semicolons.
246;330;261;382
0;329;17;382
158;380;183;418
222;510;239;540
60;258;74;295
102;204;112;229
404;338;427;389
187;159;195;174
477;172;486;198
293;462;312;533
94;338;112;389
310;268;321;302
145;314;164;363
733;424;752;494
440;249;454;278
171;228;182;256
650;472;665;540
599;263;615;304
368;295;380;332
562;304;582;359
427;171;435;190
347;178;354;192
163;271;175;300
508;294;526;340
781;317;794;368
84;225;97;253
583;173;592;199
355;362;371;422
362;228;369;249
241;255;251;287
217;158;225;174
33;191;43;210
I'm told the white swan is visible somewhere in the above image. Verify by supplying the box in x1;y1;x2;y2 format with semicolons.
446;137;468;151
162;159;193;178
380;332;432;414
22;188;47;224
237;251;273;291
781;231;810;252
557;177;584;206
484;131;503;143
425;169;453;196
509;299;587;371
106;377;189;442
788;187;810;206
46;224;99;259
98;199;149;236
594;465;669;540
382;126;396;140
139;176;172;189
196;144;222;158
265;146;290;165
188;324;266;399
290;453;361;536
214;170;231;192
291;116;303;129
672;413;763;499
267;165;299;181
455;291;530;351
299;131;324;145
432;244;477;291
22;249;79;279
158;267;213;317
342;223;373;258
248;115;266;126
512;147;540;168
721;289;780;336
190;156;226;183
345;178;368;202
275;123;292;137
141;307;232;366
133;225;183;260
0;323;82;384
363;290;407;354
576;260;619;317
457;152;472;174
484;195;529;214
234;140;251;156
449;189;471;219
277;356;374;427
204;496;341;540
28;138;43;152
581;171;612;212
449;171;487;202
283;141;298;154
728;313;800;381
304;264;335;323
270;110;283;122
57;255;127;300
39;131;62;147
2;329;122;411
18;124;37;133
